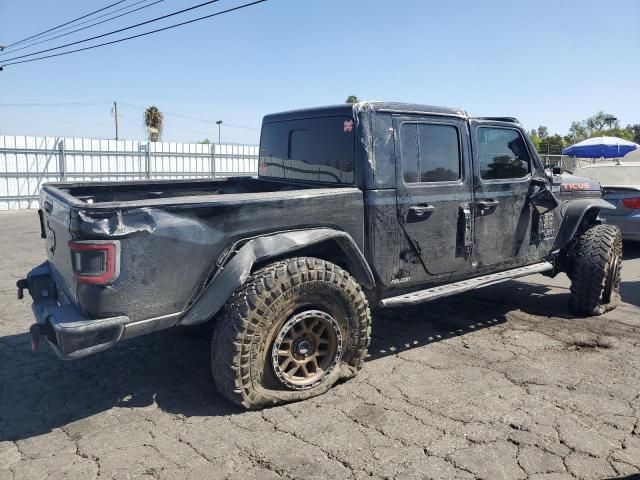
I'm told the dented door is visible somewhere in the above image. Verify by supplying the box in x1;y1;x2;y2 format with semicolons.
394;115;473;278
469;121;545;270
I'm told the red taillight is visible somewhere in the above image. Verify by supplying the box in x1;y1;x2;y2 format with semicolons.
622;197;640;209
68;240;120;285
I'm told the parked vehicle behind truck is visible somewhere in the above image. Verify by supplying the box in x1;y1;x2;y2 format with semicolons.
572;159;640;241
19;102;622;409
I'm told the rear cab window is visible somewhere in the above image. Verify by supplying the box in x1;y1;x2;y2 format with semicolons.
476;127;531;180
259;116;355;184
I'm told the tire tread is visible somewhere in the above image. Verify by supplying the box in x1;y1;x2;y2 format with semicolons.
568;224;622;316
212;257;371;409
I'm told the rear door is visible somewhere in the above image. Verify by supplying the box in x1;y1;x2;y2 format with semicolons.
469;121;543;270
394;115;473;279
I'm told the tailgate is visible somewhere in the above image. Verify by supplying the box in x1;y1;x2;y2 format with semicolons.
40;189;78;304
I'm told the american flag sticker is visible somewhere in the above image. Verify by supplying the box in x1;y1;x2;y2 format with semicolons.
343;120;354;133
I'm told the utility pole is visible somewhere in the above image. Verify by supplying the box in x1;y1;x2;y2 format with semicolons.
216;120;223;145
113;101;119;140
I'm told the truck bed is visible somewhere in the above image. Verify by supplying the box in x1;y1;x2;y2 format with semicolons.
39;176;364;329
46;176;324;207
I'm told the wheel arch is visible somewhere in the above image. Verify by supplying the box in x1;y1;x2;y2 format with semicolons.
552;198;615;254
179;228;375;326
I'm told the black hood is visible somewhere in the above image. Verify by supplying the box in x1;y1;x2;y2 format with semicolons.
558;173;602;195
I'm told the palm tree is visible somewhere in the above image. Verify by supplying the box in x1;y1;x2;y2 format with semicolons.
345;95;359;104
144;106;163;142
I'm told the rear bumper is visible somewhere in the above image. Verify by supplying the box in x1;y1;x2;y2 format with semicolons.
20;262;180;359
22;262;129;359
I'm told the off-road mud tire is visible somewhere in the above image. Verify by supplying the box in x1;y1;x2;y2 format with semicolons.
211;257;371;409
568;224;622;316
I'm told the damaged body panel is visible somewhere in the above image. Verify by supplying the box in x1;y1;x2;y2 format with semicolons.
180;228;374;326
21;102;619;365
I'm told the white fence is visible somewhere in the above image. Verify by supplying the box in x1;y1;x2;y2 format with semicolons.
0;135;259;210
538;154;578;172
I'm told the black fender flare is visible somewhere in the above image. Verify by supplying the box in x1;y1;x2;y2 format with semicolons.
551;198;615;254
178;228;375;326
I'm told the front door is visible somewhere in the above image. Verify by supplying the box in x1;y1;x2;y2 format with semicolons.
469;121;542;270
394;116;473;279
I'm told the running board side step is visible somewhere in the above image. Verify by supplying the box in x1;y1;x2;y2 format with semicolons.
380;262;553;307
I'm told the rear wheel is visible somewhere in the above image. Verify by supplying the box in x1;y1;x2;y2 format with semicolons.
271;310;342;390
211;257;371;409
568;224;622;316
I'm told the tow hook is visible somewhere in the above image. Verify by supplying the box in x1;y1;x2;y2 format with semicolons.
29;324;41;352
16;278;27;300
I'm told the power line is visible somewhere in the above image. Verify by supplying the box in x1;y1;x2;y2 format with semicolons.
218;122;258;131
0;101;111;107
4;0;130;49
118;111;251;141
1;0;268;68
1;0;226;63
121;112;216;138
119;102;259;130
2;0;152;53
164;123;213;136
0;102;259;132
116;111;143;125
0;0;165;58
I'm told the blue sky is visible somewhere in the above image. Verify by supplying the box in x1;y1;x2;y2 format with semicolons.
0;0;638;144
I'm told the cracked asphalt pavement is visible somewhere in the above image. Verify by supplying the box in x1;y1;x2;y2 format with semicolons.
1;210;640;480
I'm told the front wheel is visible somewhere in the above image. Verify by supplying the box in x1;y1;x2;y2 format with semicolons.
568;224;622;316
211;257;371;409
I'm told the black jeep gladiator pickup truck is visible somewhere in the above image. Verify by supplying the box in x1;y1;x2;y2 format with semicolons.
20;102;622;408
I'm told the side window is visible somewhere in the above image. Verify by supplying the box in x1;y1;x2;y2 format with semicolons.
477;127;530;180
400;122;461;184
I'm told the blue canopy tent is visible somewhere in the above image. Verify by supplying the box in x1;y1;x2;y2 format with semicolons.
562;136;639;158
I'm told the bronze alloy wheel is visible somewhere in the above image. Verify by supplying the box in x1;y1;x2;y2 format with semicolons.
603;249;622;304
271;310;342;390
212;257;371;408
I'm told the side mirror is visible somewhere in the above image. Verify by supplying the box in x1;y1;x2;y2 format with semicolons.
552;166;562;175
530;176;548;187
529;187;559;215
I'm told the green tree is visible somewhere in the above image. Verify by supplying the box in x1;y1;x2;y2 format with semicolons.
198;139;211;144
568;121;588;143
345;95;359;104
626;124;640;144
144;106;163;142
595;128;634;141
529;129;541;151
566;111;637;144
539;134;565;155
585;111;619;133
537;125;549;138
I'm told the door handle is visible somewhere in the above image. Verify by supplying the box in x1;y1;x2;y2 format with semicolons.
476;199;499;216
476;199;500;208
408;205;436;217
